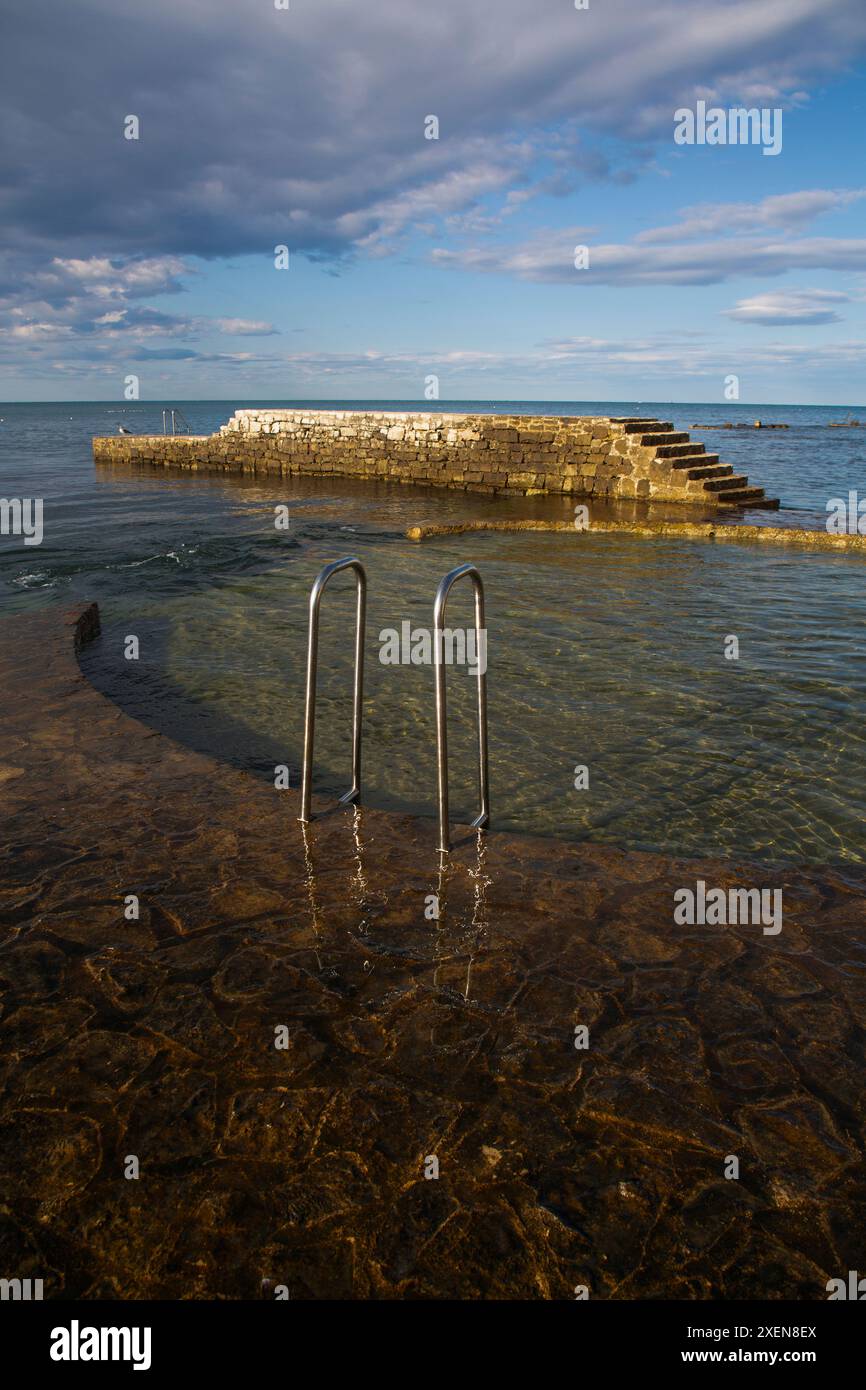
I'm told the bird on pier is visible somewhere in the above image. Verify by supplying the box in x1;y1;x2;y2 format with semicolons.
118;424;132;434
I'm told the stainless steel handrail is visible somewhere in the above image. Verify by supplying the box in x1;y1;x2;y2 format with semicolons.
299;557;367;823
162;408;191;435
434;563;490;853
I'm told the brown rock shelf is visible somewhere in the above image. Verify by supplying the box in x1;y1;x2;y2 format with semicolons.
0;603;863;1299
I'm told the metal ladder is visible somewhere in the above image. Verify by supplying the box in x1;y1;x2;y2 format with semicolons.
162;407;191;435
299;557;366;823
434;564;490;852
298;557;489;851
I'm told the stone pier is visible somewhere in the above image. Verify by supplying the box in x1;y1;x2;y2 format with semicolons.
93;409;778;508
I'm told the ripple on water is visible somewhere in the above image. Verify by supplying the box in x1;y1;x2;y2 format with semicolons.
83;526;866;868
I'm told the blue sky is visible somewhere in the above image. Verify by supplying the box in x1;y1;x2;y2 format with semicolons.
2;0;866;403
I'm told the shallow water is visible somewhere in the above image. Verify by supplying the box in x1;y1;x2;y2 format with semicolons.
5;604;865;1301
3;399;866;866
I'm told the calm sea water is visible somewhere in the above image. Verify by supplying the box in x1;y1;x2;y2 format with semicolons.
2;399;865;866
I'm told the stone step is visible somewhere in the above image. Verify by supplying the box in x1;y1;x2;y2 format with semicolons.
671;452;721;469
684;463;731;480
703;474;749;492
714;487;777;507
622;421;673;434
640;431;689;446
656;443;707;459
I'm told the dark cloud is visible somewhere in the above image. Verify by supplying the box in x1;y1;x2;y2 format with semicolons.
2;0;865;266
2;0;866;386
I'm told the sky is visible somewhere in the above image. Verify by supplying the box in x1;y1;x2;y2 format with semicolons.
2;0;866;404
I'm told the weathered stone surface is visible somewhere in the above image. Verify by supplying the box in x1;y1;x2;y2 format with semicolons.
92;409;776;508
406;516;866;554
0;1110;102;1217
0;603;863;1300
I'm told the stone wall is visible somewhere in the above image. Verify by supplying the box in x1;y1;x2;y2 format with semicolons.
93;409;777;508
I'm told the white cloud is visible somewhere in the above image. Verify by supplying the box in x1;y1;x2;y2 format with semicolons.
52;256;188;296
216;318;277;336
0;256;276;362
432;222;866;286
637;189;866;244
724;289;850;325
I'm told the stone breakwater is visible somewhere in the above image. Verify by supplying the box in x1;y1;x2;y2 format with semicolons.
93;409;778;509
406;517;866;553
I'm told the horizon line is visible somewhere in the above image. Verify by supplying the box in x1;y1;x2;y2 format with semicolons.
2;397;865;410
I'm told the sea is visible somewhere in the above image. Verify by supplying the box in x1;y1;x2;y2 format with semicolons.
2;398;865;866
